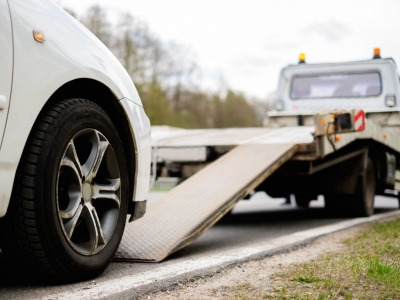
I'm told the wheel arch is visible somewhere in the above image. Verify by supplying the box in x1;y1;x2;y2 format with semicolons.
46;78;138;210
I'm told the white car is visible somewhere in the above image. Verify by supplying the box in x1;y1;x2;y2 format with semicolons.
0;0;151;282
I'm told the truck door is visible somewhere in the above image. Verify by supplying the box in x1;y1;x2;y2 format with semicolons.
0;0;13;148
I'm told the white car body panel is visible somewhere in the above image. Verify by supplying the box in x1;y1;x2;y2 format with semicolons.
0;0;13;146
0;0;151;217
276;59;399;112
119;99;151;201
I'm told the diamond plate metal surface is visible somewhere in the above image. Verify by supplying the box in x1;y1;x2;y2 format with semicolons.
115;143;297;262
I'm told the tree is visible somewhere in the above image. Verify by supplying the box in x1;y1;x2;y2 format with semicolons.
249;97;270;126
222;91;258;127
75;5;269;129
137;82;173;126
81;5;112;48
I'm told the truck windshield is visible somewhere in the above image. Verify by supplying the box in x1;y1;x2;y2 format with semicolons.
290;72;381;99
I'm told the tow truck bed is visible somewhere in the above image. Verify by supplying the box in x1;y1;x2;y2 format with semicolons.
115;117;400;261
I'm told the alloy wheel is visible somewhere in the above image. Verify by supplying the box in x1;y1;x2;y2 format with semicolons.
57;129;121;255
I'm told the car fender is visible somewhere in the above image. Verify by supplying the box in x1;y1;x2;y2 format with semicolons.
0;0;150;217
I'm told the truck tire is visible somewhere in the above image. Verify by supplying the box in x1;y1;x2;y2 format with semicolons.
350;158;375;217
325;158;375;217
0;99;129;283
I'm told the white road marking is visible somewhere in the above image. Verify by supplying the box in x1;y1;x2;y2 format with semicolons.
40;210;400;300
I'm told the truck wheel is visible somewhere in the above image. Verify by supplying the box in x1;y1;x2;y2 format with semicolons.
294;194;312;208
0;99;128;282
350;158;375;217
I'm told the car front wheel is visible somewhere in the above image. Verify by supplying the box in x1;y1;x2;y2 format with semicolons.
0;99;129;282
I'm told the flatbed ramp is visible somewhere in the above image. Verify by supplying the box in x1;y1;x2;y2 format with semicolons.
115;143;297;262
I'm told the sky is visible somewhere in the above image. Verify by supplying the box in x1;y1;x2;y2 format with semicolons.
54;0;400;99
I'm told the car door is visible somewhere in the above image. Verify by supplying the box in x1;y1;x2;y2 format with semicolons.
0;0;13;148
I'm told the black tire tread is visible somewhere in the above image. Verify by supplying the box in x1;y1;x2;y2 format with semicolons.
350;158;375;217
0;99;115;282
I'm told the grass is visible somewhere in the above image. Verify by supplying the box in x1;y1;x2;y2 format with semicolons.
150;187;172;193
292;276;322;283
223;217;400;300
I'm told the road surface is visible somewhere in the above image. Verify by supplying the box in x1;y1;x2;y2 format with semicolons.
0;193;398;299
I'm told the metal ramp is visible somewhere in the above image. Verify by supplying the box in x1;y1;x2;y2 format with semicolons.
115;143;297;262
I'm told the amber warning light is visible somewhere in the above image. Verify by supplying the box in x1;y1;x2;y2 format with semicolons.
33;30;46;43
373;48;380;59
299;53;306;64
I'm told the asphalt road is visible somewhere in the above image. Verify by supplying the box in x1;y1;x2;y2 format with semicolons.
0;193;398;299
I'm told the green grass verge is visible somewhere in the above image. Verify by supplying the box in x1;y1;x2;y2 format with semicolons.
150;188;172;193
224;217;400;300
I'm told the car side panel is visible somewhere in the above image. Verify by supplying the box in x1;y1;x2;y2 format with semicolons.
0;0;150;217
0;0;13;146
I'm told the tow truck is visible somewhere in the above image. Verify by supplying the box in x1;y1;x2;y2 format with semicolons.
116;48;400;263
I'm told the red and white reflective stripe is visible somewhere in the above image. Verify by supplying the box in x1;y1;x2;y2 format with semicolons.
354;109;366;131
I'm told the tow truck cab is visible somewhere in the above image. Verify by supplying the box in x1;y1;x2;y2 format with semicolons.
265;49;400;128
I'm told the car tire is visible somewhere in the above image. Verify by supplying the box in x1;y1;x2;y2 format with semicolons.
0;99;129;282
